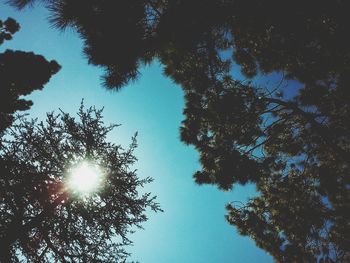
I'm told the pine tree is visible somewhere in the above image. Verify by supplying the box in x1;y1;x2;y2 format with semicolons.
0;17;61;132
6;1;350;260
0;104;161;262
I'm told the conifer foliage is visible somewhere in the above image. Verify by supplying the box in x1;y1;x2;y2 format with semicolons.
0;17;60;132
0;104;161;262
6;0;350;261
1;17;160;262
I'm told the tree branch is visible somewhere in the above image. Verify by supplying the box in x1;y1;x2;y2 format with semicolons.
262;97;349;157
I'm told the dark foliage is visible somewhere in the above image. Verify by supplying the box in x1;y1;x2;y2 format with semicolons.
7;1;350;261
0;104;161;262
0;17;61;132
0;17;19;44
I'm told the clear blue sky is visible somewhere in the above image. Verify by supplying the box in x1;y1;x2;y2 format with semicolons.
1;3;273;262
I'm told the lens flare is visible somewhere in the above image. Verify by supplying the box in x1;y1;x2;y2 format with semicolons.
67;161;103;195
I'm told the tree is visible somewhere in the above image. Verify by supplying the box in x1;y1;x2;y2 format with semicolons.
0;17;19;45
7;1;350;261
0;17;61;133
0;103;161;262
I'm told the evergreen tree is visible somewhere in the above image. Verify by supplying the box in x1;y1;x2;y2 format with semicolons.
0;17;61;132
0;104;161;262
7;1;350;261
0;17;19;44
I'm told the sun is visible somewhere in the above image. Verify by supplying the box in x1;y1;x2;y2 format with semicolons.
67;161;103;195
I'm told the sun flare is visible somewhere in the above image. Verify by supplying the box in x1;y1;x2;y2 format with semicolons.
67;161;103;195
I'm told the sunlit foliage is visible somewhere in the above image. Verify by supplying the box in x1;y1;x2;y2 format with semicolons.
6;0;350;261
0;104;161;262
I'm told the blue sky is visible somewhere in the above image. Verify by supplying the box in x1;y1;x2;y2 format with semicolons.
1;3;273;262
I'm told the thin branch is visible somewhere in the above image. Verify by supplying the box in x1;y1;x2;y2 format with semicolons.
262;97;349;157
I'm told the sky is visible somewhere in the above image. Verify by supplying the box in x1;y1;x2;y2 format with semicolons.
1;3;273;262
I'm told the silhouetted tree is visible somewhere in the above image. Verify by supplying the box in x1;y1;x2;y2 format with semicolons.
181;76;350;261
7;1;350;261
0;17;19;44
0;103;161;262
0;17;60;132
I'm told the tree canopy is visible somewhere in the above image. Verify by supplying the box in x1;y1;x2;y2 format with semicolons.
0;17;19;44
0;17;61;132
6;0;350;261
0;104;161;262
